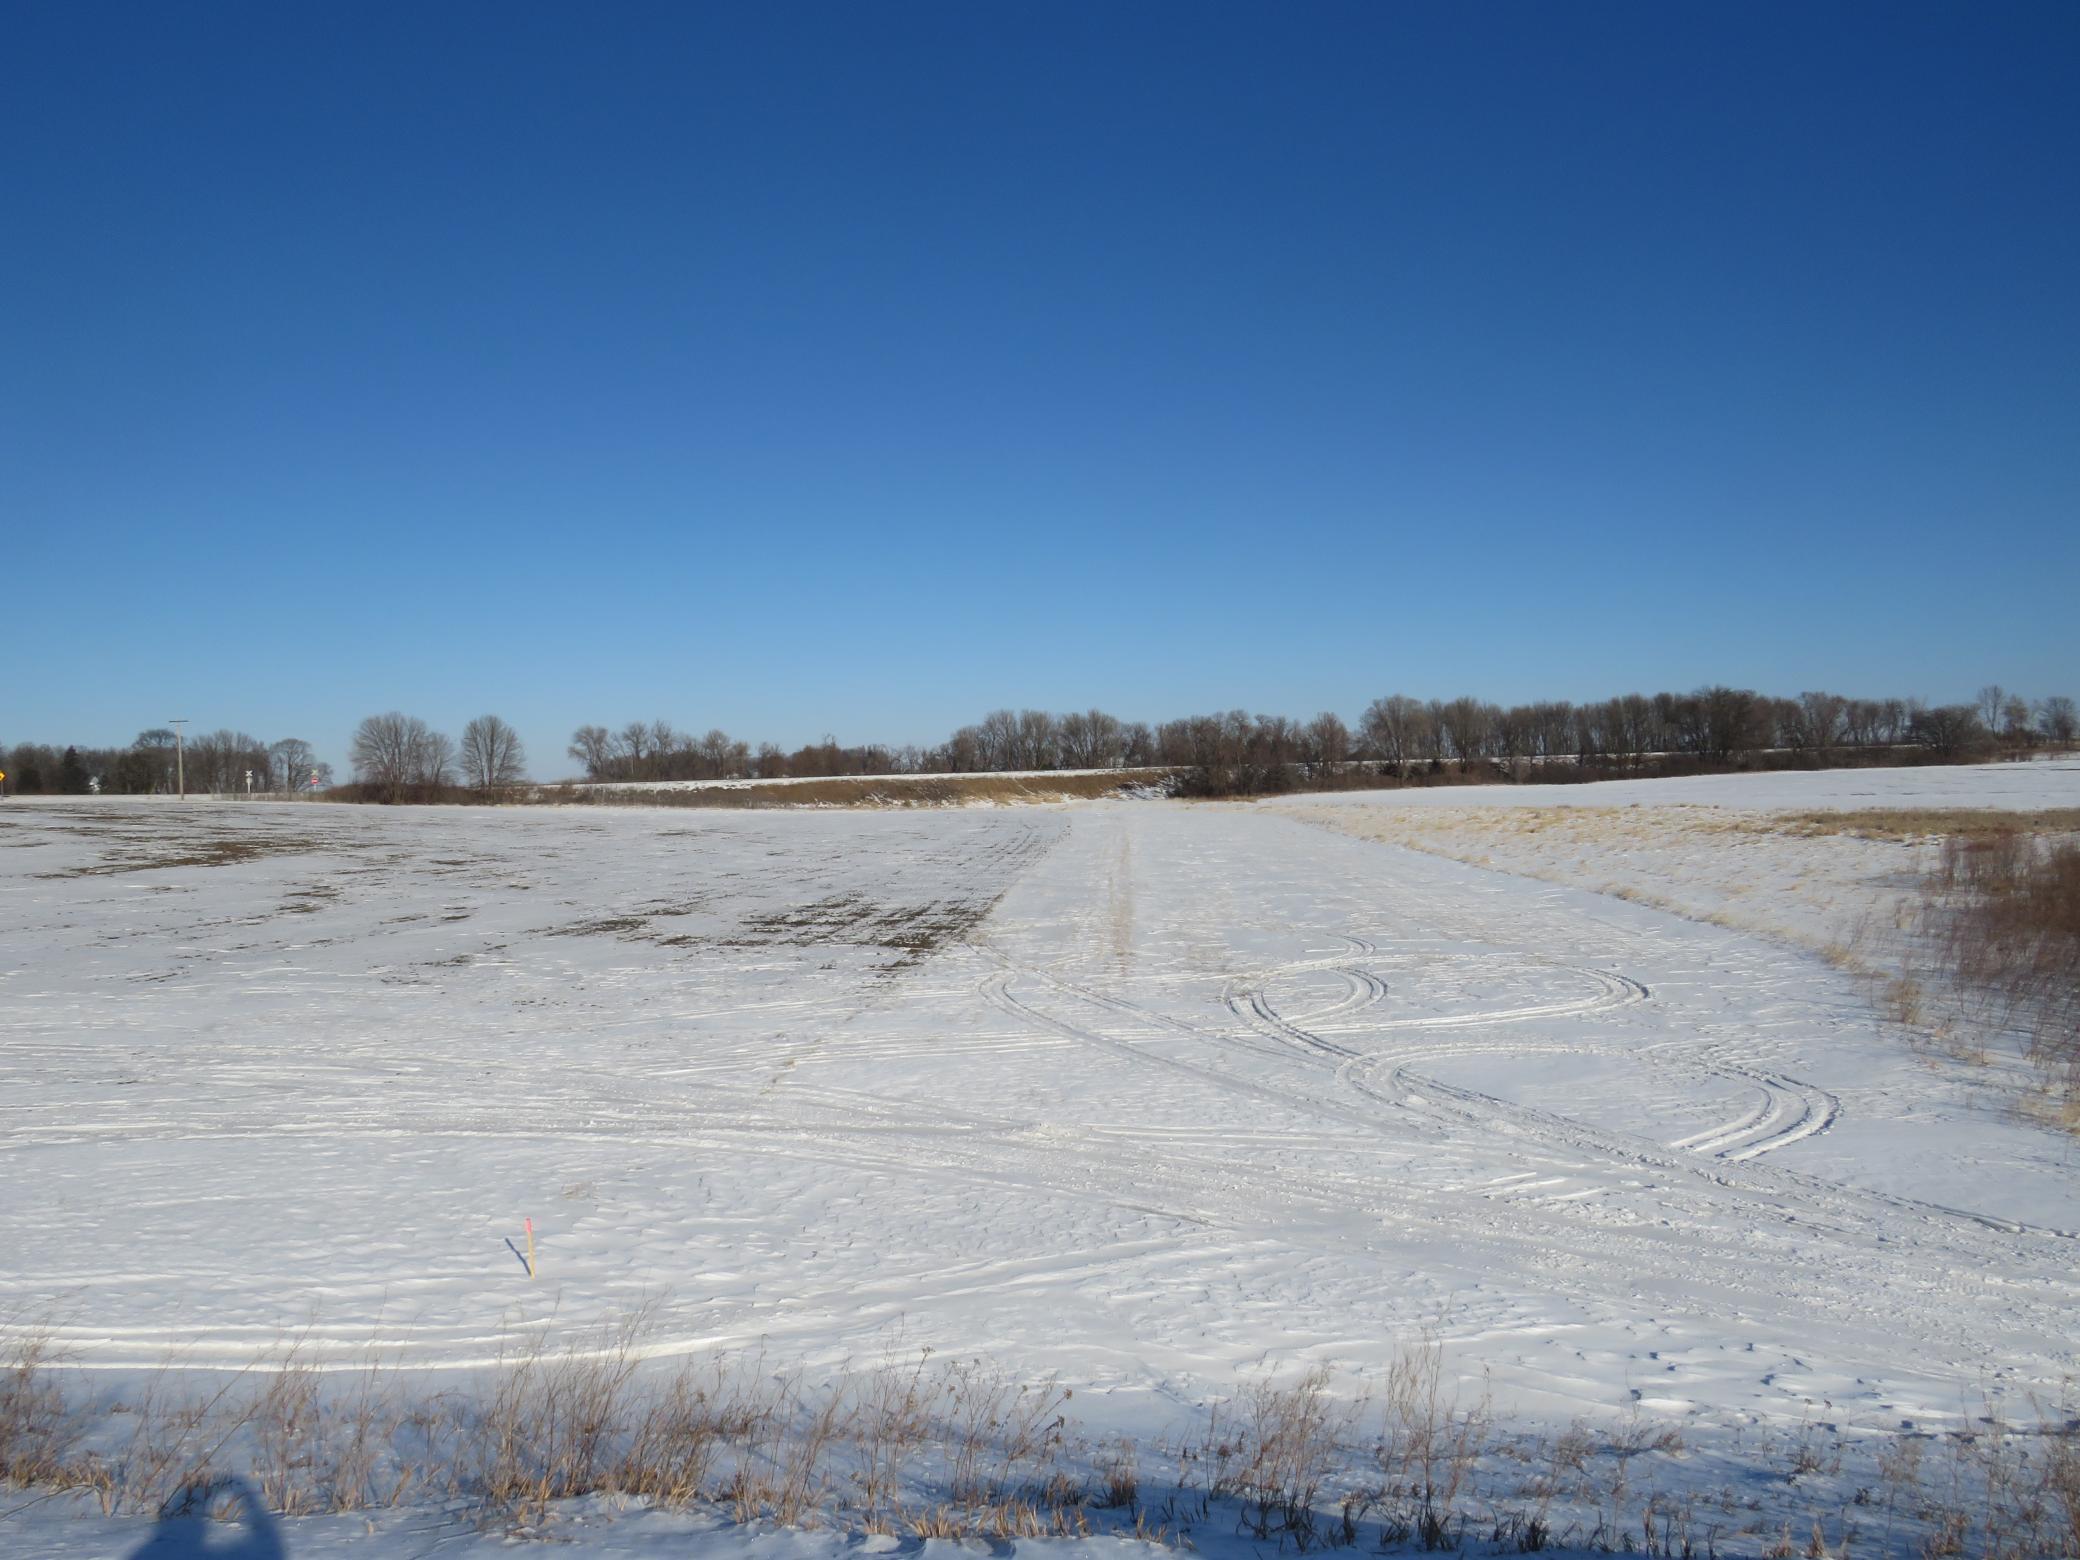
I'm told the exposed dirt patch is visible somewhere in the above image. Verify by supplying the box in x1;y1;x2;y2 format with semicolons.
279;883;342;914
547;915;652;937
544;890;997;966
38;834;328;877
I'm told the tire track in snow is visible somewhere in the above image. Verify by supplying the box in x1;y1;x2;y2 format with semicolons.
1222;938;2066;1248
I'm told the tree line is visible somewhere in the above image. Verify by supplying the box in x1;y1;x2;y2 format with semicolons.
7;684;2073;800
559;685;2078;791
0;729;331;797
342;712;527;801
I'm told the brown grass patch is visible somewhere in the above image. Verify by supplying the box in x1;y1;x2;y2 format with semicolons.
1915;834;2080;1102
546;771;1175;811
5;1324;2077;1553
1752;808;2080;843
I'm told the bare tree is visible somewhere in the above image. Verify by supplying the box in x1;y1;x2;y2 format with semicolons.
417;729;456;788
460;714;527;788
1529;701;1577;759
1910;704;1986;759
1121;721;1155;767
976;709;1019;770
1058;709;1124;769
1796;691;1846;751
1360;695;1424;772
351;712;430;798
1977;684;2007;733
649;721;678;766
2036;695;2078;745
1439;696;1493;765
1014;709;1061;770
941;726;984;772
696;728;736;778
617;721;654;780
1495;705;1536;762
1305;711;1350;771
188;729;267;795
2000;696;2033;744
269;737;315;793
567;725;614;780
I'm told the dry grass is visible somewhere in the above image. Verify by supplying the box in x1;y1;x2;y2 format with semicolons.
1751;808;2080;843
1907;834;2080;1108
5;1325;2078;1555
543;770;1176;810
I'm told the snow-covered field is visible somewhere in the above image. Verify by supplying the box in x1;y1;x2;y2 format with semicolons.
1273;759;2080;1017
2;767;2076;1556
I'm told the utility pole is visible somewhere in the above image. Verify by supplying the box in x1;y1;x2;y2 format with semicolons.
169;719;187;799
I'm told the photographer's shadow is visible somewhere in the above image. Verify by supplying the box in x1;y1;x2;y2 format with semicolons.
127;1478;285;1559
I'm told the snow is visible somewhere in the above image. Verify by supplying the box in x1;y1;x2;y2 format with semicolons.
3;771;2076;1554
1270;758;2080;1010
14;1493;1181;1559
1287;756;2080;814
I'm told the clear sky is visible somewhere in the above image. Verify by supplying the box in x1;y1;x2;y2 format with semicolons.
5;3;2076;775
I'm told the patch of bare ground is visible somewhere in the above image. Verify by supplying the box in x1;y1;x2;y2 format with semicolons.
546;915;653;938
278;883;341;914
37;833;328;878
544;892;997;967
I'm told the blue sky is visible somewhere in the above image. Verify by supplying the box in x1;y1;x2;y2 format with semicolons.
5;3;2076;774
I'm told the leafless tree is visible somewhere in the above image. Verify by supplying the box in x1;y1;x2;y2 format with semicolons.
417;729;456;787
1121;721;1155;767
1305;711;1350;771
617;721;654;780
1058;709;1124;769
2036;695;2078;744
1977;684;2007;733
187;728;268;794
1841;699;1882;746
351;712;448;799
460;714;527;788
1439;697;1493;765
1528;701;1577;759
943;726;985;772
1495;705;1535;763
975;709;1019;770
696;728;737;778
1013;709;1061;770
1796;691;1846;751
1360;694;1424;771
2000;696;2033;743
568;725;614;780
1910;704;1986;759
268;737;315;793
